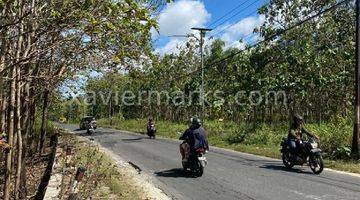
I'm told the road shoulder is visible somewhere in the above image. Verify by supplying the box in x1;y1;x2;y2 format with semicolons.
70;129;171;200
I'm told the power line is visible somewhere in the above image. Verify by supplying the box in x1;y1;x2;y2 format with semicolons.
158;1;263;55
156;0;263;55
224;32;258;50
208;0;253;28
164;1;263;55
209;8;261;38
182;0;352;78
210;0;263;31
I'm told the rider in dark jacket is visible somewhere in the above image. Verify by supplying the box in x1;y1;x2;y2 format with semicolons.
179;117;209;161
147;118;156;138
288;114;318;155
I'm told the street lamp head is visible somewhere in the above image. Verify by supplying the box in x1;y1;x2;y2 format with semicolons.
191;27;213;32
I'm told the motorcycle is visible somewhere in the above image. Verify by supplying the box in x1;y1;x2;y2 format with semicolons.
147;124;156;139
182;147;208;177
280;137;324;174
86;122;95;135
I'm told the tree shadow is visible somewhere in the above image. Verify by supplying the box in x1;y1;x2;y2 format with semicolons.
121;137;143;143
259;164;313;175
155;168;194;178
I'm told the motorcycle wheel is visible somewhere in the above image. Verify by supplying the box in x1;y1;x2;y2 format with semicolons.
282;152;294;169
309;154;324;174
194;160;204;177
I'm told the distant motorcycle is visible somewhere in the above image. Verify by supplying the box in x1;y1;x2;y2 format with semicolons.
147;123;156;139
280;137;324;174
86;122;95;135
182;147;208;177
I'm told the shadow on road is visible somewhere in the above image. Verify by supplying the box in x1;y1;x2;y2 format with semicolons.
155;168;194;178
259;164;313;175
121;137;143;142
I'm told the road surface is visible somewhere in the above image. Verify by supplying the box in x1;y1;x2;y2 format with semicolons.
59;124;360;200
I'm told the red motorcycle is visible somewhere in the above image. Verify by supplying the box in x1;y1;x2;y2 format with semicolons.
182;147;208;177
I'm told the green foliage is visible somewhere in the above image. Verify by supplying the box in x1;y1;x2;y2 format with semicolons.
97;118;360;173
332;146;352;160
73;0;358;154
98;118;351;157
85;0;355;123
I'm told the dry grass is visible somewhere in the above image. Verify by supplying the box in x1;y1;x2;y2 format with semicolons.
58;132;143;200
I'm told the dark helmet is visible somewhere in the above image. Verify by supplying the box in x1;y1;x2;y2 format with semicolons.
293;114;304;125
148;118;153;122
190;117;202;127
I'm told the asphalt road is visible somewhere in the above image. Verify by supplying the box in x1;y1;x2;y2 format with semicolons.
59;124;360;200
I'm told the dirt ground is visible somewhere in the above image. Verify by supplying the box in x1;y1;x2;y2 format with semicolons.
0;139;54;199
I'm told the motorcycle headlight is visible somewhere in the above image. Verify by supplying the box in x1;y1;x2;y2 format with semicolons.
311;143;318;148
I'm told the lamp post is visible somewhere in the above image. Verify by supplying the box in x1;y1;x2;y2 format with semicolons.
191;28;212;121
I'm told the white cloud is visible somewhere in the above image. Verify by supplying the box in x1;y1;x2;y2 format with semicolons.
216;15;265;50
225;41;246;50
155;39;184;55
155;1;265;54
157;0;210;36
155;0;210;55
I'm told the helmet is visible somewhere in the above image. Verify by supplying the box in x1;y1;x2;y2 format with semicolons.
293;114;304;125
190;117;202;127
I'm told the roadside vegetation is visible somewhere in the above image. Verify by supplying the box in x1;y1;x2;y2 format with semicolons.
0;120;58;199
97;117;360;174
58;132;143;200
0;0;162;199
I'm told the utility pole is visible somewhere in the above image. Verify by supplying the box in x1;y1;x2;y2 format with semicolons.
191;27;212;121
353;0;360;159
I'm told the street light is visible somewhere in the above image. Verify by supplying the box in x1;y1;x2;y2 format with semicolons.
191;28;212;122
168;28;212;122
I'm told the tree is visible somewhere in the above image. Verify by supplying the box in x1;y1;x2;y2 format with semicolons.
0;0;156;198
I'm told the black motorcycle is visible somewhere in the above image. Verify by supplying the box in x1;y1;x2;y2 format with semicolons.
280;137;324;174
182;148;207;177
147;123;156;139
86;122;95;135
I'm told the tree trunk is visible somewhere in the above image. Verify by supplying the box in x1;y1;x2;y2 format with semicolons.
39;89;49;153
27;98;36;156
19;82;31;199
1;95;7;133
14;65;23;199
4;65;16;200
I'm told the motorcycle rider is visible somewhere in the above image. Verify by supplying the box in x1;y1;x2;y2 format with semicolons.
288;114;318;157
179;117;209;162
147;118;156;138
86;121;95;135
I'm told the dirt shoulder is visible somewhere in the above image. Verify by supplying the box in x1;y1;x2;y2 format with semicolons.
52;130;170;200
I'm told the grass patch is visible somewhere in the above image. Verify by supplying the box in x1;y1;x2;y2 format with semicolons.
97;118;360;174
60;133;143;200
